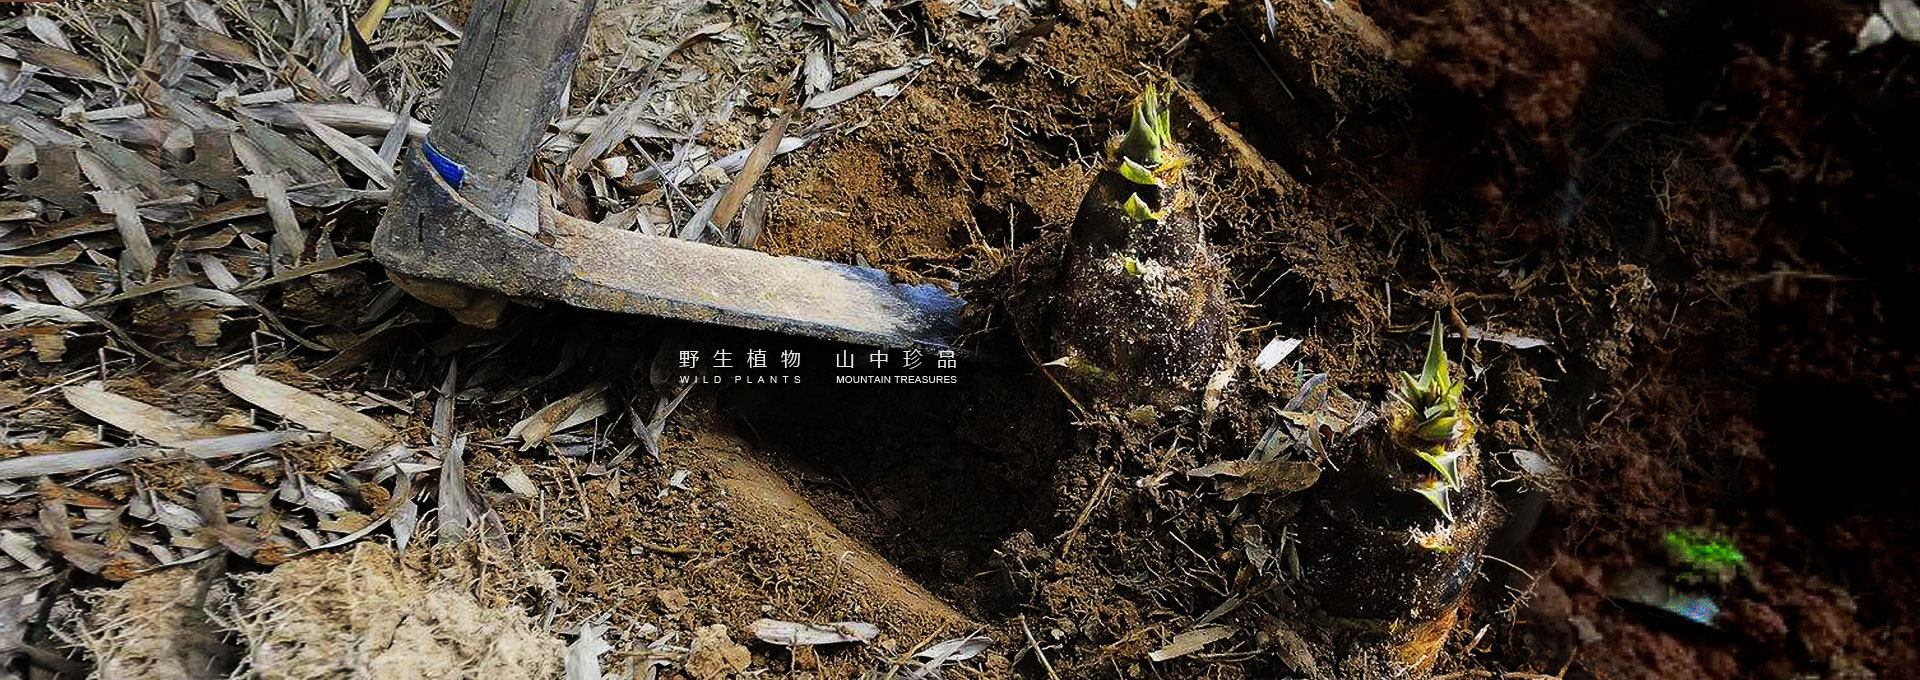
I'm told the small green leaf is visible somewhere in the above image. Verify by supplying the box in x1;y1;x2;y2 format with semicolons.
1122;257;1143;277
1396;371;1420;398
1123;193;1159;223
1663;528;1746;586
1416;449;1460;488
1045;353;1110;378
1415;481;1453;520
1119;157;1160;186
1417;416;1459;442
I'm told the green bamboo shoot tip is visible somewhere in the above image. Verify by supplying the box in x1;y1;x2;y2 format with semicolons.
1419;312;1447;392
1396;311;1465;446
1118;81;1174;167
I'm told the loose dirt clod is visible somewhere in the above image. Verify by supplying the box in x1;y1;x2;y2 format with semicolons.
683;624;750;680
656;588;690;613
224;543;563;680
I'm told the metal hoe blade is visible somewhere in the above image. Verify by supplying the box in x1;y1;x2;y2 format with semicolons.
372;0;962;349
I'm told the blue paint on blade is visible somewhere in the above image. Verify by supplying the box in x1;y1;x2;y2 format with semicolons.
821;260;966;344
1666;593;1721;626
423;141;466;187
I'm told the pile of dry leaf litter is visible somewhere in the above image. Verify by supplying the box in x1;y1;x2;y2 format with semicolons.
1;0;1006;677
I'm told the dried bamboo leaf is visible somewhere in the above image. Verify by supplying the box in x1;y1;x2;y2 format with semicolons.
293;109;394;187
241;173;304;264
0;296;93;325
2;448;144;480
738;189;767;249
914;634;993;665
76;277;204;309
0;37;110;83
28;269;88;307
551;115;677;141
0;432;316;479
566;620;612;680
77;103;150;122
1253;337;1302;371
1455;326;1553;351
711;106;792;234
233;117;342;187
131;495;205;530
0;200;39;221
1187;460;1321;501
23;15;75;51
146;88;237;131
803;45;832;93
195;254;243;290
510;381;611;451
137;0;187;86
437;434;475;545
804;61;924;110
376;100;414;165
0;531;47;571
1148;626;1236;662
198;430;317;460
0;244;84;268
217;369;396;451
246;102;429;139
497;466;539;496
281;476;352;515
167;286;247;309
0;198;263;253
7;113;84;147
91;189;158;280
646;383;694;454
232;254;369;292
554;395;613;436
390;498;418;551
44;536;112;574
677;190;722;241
299;467;409;554
752;619;880;646
176;24;261;66
183;1;227;33
75;148;131;191
83;117;187;150
61;385;208;443
563;99;647;179
428;361;479;544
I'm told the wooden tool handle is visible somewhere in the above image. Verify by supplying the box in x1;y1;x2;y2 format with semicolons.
426;0;598;216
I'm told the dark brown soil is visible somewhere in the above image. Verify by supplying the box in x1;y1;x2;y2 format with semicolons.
751;0;1920;678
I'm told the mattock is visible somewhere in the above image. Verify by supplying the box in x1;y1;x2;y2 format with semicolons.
374;0;964;347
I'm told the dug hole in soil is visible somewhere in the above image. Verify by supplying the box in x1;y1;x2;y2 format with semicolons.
4;0;1918;678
